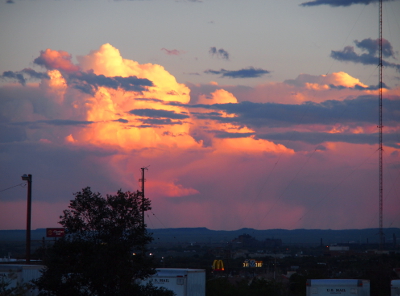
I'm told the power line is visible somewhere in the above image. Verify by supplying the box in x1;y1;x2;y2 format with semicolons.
0;183;26;194
256;148;318;229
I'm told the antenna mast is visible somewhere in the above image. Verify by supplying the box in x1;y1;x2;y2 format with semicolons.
378;0;384;249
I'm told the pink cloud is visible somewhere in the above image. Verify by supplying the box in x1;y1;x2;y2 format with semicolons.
34;49;80;73
161;48;185;56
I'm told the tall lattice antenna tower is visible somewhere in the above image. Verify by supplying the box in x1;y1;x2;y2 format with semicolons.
378;0;384;249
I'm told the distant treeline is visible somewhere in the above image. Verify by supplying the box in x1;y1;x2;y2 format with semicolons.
1;227;399;246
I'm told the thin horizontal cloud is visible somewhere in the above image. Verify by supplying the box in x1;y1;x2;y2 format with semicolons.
161;48;185;56
69;72;153;94
138;118;185;126
300;0;397;7
204;67;270;78
134;98;164;103
328;83;389;90
129;108;190;119
331;38;400;72
40;119;94;126
185;95;400;127
258;131;400;148
1;69;49;85
209;47;230;60
190;111;224;117
114;118;129;123
213;131;256;139
9;119;94;127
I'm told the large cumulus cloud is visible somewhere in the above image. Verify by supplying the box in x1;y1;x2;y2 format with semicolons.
1;44;399;232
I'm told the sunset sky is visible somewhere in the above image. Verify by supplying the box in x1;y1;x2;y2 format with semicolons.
0;0;399;237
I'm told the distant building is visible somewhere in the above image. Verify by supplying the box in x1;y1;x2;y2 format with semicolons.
325;245;352;257
329;246;349;251
231;234;282;249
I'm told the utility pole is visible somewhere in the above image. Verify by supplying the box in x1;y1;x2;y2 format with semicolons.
21;174;32;264
139;167;148;229
139;167;149;255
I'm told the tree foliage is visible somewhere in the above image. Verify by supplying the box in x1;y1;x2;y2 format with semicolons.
35;187;174;296
0;272;34;296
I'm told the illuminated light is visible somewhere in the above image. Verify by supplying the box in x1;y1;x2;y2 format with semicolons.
243;259;263;268
212;260;224;271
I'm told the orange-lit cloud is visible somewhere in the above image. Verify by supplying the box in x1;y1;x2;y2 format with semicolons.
198;89;237;105
34;49;80;73
0;44;399;233
291;72;369;89
212;71;385;105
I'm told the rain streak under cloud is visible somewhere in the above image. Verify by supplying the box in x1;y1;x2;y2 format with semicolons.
0;0;399;232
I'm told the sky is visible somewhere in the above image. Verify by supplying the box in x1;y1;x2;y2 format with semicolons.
0;0;400;236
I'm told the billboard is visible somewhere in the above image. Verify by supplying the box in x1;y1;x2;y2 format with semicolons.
46;228;65;237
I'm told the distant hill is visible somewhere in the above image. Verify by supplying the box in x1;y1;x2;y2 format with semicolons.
149;227;400;246
1;227;399;246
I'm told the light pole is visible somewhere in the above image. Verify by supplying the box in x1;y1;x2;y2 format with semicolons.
21;174;32;264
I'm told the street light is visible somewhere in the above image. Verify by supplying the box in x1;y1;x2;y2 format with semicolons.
21;174;32;264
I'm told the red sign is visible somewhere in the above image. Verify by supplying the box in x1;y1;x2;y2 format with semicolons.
46;228;65;237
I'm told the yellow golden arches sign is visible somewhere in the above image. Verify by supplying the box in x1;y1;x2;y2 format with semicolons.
212;260;224;271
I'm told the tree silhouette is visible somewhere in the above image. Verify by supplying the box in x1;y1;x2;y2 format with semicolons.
35;187;174;296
